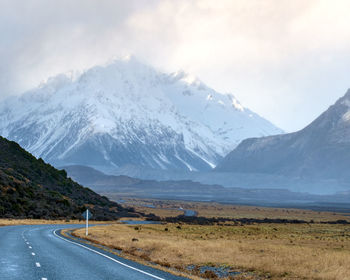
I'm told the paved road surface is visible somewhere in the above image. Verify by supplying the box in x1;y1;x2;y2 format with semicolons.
0;224;188;280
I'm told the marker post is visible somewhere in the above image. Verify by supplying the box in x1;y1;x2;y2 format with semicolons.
82;209;92;236
86;209;89;236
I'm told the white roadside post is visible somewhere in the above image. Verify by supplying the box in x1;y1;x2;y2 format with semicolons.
86;209;89;236
82;209;92;236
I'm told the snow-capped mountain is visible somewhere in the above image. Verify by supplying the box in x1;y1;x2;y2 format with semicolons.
216;89;350;182
0;56;282;172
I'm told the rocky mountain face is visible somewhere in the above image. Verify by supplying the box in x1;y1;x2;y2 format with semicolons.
216;89;350;182
0;136;137;220
0;56;281;172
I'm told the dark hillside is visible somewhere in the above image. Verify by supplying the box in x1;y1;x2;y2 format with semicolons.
0;136;137;220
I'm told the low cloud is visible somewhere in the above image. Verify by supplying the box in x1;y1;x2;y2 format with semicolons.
1;0;350;131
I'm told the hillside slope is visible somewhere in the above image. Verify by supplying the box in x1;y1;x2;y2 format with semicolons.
0;137;136;220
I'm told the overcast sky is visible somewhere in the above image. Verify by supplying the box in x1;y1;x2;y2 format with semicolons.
1;0;350;132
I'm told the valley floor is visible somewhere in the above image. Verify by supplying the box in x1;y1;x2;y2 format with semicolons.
73;222;350;280
118;197;350;222
71;199;350;280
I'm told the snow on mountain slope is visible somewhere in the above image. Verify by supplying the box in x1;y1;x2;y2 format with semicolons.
215;89;350;182
0;56;282;171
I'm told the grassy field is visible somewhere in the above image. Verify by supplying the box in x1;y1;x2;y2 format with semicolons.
114;197;185;218
121;197;350;222
0;219;111;226
3;198;350;279
74;222;350;280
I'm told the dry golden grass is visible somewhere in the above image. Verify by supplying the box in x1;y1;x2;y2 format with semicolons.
118;197;185;217
74;223;350;280
192;203;350;222
0;219;111;226
121;198;350;222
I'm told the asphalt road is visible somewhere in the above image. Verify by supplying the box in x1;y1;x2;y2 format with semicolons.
0;224;189;280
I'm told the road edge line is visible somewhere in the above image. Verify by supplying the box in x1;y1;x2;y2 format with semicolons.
53;229;166;280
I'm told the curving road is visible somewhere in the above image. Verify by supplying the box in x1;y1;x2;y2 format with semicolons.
0;224;188;280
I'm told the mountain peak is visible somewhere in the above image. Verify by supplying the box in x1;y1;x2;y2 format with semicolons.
340;88;350;107
105;55;156;74
169;70;202;85
215;88;350;192
0;58;282;172
344;88;350;97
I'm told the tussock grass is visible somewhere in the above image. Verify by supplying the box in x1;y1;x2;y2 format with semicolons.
0;219;108;226
74;223;350;279
120;198;350;222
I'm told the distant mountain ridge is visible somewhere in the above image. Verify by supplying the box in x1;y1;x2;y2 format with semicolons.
0;56;282;172
0;137;136;219
215;89;350;183
63;165;350;211
63;165;224;194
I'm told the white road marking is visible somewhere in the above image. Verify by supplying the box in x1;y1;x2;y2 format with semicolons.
42;278;48;280
31;252;35;256
35;262;41;267
26;242;29;245
53;229;165;280
29;246;32;249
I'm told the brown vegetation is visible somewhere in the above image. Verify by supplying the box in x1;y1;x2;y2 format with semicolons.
74;222;350;280
0;219;83;226
0;219;115;226
120;197;350;222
